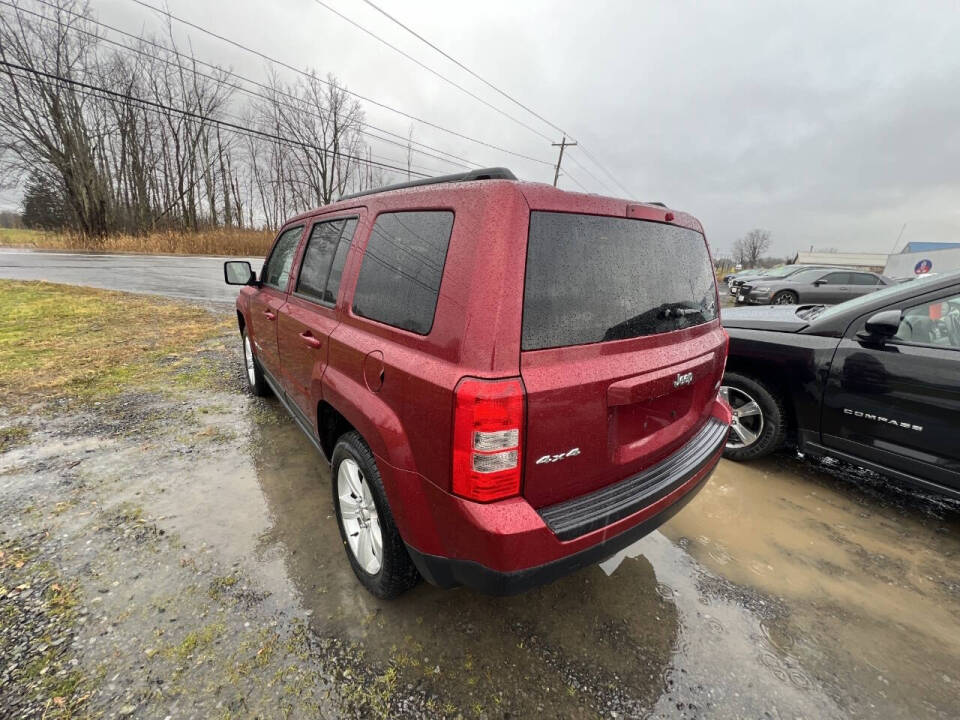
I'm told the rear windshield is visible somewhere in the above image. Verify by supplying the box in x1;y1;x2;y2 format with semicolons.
522;212;718;350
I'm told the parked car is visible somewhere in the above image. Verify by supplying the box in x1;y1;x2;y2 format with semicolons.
723;268;764;287
224;168;731;598
736;268;892;305
719;271;960;500
727;264;830;298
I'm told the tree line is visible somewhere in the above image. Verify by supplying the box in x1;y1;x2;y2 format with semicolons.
0;0;400;238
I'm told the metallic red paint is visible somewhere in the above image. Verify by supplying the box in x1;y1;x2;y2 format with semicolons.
235;178;730;588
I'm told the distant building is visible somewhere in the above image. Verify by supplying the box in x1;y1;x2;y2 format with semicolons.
899;241;960;254
792;251;888;272
885;242;960;278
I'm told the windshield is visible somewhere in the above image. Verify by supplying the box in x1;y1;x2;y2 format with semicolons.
760;265;800;278
776;268;827;283
522;212;718;349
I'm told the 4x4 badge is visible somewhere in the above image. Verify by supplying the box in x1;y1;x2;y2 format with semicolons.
674;371;694;388
536;448;581;465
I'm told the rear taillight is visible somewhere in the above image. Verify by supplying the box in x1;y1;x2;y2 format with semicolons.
452;377;524;502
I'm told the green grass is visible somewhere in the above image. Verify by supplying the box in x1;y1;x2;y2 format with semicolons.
0;280;233;408
0;227;47;245
0;425;31;453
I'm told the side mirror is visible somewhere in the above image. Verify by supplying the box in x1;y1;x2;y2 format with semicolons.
224;261;256;286
813;279;827;286
859;309;902;342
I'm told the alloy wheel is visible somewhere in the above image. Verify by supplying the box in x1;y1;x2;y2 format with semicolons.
720;385;764;449
774;292;797;305
337;458;383;575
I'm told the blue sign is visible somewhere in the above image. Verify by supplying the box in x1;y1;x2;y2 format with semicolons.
915;259;933;275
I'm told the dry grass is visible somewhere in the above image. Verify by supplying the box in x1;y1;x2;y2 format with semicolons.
0;227;272;257
0;280;233;406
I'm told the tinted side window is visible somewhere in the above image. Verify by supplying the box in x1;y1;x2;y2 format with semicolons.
352;211;454;334
297;219;346;303
325;218;358;304
822;272;851;284
850;273;879;286
262;226;303;290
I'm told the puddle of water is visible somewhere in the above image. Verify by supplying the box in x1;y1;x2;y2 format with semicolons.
661;454;960;719
118;394;960;718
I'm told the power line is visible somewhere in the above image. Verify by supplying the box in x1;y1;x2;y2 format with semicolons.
310;0;553;143
578;144;634;198
0;59;431;178
566;154;616;196
20;0;480;172
124;0;554;167
12;0;445;174
359;0;565;139
357;0;635;196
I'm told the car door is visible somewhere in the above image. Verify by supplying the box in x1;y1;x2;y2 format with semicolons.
809;271;852;304
847;272;883;299
277;214;361;420
248;225;304;378
820;286;960;493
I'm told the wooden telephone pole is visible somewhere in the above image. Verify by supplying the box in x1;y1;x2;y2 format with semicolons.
552;136;577;187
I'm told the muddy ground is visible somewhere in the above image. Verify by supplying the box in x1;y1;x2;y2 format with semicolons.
2;313;959;719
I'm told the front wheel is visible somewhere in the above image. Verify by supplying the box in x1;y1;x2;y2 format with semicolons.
332;432;420;598
720;372;787;460
772;290;799;305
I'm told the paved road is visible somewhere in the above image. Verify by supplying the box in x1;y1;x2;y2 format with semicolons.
0;248;262;303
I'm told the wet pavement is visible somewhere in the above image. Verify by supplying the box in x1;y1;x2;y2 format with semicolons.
113;393;960;718
3;343;959;718
0;248;262;303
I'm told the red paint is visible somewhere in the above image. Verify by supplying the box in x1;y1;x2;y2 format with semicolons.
236;178;729;582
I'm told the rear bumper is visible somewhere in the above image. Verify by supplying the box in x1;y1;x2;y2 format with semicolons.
406;456;717;595
388;401;730;595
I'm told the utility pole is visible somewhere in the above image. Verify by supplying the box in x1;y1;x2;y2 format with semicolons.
552;136;577;187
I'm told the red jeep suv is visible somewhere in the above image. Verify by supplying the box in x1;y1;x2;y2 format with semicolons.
224;168;730;598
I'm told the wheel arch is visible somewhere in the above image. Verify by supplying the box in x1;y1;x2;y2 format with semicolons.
723;355;797;434
318;367;416;471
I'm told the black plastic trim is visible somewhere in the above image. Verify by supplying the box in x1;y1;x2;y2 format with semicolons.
538;418;728;540
804;439;960;501
260;365;329;462
406;456;719;596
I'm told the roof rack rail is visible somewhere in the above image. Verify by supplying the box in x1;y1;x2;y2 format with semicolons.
338;167;517;202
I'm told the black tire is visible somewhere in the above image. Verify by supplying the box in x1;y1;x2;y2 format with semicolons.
720;372;787;461
772;290;799;305
331;431;420;598
241;327;270;397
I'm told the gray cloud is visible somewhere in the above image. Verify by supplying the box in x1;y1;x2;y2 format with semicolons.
41;0;960;255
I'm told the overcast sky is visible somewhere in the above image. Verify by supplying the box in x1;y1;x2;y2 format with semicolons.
6;0;959;256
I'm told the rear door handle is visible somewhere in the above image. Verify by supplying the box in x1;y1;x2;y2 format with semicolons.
299;331;322;349
263;310;276;321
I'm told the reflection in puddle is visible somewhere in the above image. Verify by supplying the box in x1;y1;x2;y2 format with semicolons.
149;396;959;718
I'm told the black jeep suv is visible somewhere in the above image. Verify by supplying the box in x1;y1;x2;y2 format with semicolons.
719;271;960;500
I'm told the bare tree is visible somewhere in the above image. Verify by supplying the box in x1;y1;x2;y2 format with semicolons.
0;0;385;236
0;0;112;236
733;228;772;267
